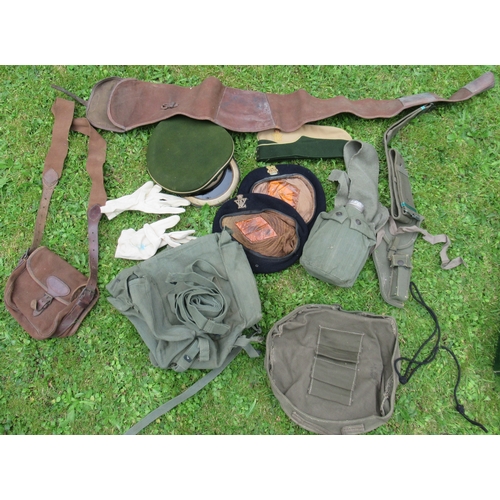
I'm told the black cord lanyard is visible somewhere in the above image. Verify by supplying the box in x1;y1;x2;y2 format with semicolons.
394;281;488;433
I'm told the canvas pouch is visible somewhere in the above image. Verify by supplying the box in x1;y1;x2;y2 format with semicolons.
300;141;389;287
266;304;400;435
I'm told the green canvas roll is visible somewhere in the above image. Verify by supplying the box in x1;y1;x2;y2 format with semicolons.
256;124;352;161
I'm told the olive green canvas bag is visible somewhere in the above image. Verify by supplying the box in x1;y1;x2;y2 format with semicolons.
266;304;400;435
107;230;263;433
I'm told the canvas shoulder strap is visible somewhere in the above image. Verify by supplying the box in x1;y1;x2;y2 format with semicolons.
124;346;242;435
385;104;432;224
373;105;464;308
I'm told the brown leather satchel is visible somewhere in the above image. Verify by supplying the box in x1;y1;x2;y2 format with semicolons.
4;98;107;340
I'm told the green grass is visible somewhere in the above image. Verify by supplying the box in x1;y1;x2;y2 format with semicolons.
1;65;499;435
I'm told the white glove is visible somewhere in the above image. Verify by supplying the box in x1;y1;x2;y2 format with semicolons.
101;181;190;220
115;215;196;260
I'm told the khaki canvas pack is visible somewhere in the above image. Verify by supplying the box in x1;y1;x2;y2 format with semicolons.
106;230;263;434
266;304;400;435
4;98;107;340
107;230;262;371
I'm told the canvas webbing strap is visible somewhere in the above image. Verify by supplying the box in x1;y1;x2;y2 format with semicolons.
373;104;464;308
52;71;494;133
385;104;433;224
124;346;243;435
28;97;107;301
386;218;464;270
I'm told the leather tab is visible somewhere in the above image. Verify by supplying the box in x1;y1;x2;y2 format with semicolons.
46;275;71;297
42;168;59;187
32;293;53;316
88;204;103;222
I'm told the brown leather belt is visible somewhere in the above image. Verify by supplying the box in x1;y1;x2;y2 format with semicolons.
53;72;494;133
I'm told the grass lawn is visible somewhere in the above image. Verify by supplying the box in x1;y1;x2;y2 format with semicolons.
1;65;499;438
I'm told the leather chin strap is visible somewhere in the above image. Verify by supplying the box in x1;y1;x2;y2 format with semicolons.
52;71;495;133
28;98;107;331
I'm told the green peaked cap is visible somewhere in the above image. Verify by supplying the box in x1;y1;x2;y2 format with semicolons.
147;115;234;195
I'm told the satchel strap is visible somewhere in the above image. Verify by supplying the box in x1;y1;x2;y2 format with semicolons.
70;117;107;294
29;97;107;298
31;98;75;252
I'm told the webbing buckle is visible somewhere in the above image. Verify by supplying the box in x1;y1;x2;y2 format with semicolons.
401;202;423;222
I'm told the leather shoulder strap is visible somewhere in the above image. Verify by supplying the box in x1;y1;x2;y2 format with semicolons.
30;98;75;251
29;98;107;295
70;117;107;293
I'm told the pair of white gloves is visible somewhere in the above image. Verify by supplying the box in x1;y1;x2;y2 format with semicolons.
101;181;196;260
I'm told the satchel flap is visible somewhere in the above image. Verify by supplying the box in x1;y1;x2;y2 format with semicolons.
26;246;88;299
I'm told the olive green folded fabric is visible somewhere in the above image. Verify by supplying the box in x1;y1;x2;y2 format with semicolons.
257;124;352;161
106;230;262;372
